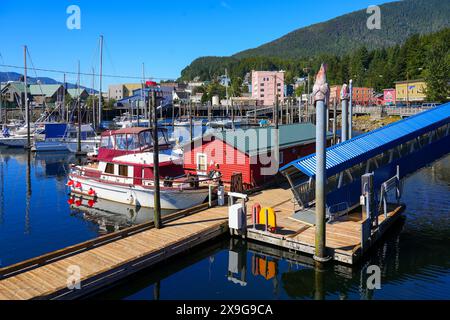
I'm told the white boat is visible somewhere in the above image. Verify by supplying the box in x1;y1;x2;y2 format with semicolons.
67;127;216;210
207;118;249;129
33;123;100;153
0;124;45;148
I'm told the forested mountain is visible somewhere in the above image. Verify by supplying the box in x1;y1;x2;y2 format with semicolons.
234;0;449;59
180;0;450;98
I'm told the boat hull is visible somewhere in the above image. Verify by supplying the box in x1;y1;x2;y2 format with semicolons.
68;175;210;210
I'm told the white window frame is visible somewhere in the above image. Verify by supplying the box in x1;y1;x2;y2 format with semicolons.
196;153;208;175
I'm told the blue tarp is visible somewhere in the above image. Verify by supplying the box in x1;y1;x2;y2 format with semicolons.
44;123;67;139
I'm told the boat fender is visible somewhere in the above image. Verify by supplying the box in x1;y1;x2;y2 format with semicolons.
88;188;96;196
75;182;82;189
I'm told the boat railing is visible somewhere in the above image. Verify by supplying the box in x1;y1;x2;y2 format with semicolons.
70;165;220;190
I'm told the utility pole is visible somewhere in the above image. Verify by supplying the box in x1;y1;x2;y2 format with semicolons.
24;45;31;150
341;84;350;142
225;68;229;117
348;79;353;139
313;64;330;263
98;35;104;127
152;89;162;229
274;75;279;130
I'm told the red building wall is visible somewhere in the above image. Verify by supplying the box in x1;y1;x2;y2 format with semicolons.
184;137;318;189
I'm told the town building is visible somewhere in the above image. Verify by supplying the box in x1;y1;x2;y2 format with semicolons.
183;123;331;189
383;88;396;106
29;84;66;105
329;85;374;106
67;88;90;101
173;91;190;104
395;79;427;103
108;83;143;101
251;70;285;106
0;81;27;108
190;92;204;104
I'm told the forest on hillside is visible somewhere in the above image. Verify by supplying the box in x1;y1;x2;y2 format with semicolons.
181;28;450;102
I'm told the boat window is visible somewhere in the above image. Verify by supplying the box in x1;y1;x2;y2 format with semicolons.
118;165;128;177
126;134;139;150
105;163;114;174
115;134;127;150
158;129;169;145
141;131;153;147
101;136;114;148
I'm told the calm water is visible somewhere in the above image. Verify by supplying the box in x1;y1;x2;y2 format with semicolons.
0;147;449;299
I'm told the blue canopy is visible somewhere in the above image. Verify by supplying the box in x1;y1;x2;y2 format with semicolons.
280;102;450;178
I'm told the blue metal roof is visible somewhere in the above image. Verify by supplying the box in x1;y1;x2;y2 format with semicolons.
280;102;450;178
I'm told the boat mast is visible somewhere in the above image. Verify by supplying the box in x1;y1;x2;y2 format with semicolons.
77;60;82;154
98;35;103;127
24;45;31;149
91;67;95;128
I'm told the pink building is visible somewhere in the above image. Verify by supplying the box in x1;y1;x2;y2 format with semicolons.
383;89;396;105
251;71;285;106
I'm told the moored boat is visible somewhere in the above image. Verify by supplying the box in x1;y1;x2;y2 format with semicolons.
67;127;216;210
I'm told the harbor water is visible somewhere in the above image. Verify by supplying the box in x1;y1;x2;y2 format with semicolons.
0;146;449;299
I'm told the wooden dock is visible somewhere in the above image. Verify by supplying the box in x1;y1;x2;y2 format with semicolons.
0;184;404;300
244;187;405;265
0;203;228;300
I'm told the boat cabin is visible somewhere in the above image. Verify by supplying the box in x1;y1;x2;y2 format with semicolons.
97;127;171;161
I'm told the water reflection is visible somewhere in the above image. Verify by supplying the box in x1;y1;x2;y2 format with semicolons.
68;195;176;234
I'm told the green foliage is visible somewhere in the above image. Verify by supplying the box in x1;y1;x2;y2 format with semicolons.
295;85;304;97
424;35;450;102
180;28;449;101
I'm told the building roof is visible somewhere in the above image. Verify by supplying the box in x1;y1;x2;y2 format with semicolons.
190;123;330;157
29;84;62;97
394;79;426;85
1;81;26;93
174;91;189;100
280;102;450;178
67;88;88;98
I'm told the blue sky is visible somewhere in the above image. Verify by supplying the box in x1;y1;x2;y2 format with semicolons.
0;0;392;88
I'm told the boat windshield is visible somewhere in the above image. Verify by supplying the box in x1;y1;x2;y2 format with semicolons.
100;129;169;151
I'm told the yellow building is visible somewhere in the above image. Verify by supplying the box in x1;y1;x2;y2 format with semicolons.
123;83;143;97
395;79;427;103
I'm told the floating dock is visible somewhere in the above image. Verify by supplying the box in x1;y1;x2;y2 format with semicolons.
0;185;403;300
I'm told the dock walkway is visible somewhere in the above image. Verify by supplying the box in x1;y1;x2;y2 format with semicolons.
0;185;402;300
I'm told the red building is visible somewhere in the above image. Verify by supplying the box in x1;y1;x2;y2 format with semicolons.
329;85;375;106
183;123;330;189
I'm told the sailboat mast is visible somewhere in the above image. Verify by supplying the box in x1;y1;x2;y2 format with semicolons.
24;45;31;149
98;35;103;127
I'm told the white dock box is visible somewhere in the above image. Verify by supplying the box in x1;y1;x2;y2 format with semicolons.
228;203;245;230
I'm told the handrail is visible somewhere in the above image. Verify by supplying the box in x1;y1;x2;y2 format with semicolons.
0;200;218;280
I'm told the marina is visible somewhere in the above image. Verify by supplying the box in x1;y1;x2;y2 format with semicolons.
0;0;449;304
